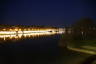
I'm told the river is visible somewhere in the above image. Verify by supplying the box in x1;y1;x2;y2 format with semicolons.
0;33;95;64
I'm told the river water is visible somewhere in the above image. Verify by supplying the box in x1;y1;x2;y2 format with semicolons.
0;33;94;64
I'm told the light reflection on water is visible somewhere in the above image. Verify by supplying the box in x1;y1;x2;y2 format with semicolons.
0;32;62;41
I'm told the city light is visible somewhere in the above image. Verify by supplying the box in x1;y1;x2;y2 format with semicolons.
0;28;64;41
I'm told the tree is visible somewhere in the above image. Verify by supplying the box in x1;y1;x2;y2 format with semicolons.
72;18;96;40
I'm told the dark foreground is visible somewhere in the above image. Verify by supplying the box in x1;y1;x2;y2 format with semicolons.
0;35;95;64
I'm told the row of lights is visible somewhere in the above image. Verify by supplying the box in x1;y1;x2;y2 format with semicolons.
2;28;56;31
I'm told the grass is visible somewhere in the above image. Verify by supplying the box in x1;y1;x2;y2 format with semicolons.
67;39;96;55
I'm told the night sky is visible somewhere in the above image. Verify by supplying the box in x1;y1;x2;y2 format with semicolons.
0;0;96;27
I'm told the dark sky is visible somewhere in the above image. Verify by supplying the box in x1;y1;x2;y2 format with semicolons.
0;0;96;27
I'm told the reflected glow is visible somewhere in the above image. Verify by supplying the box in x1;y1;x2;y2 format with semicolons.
0;29;64;41
68;46;96;55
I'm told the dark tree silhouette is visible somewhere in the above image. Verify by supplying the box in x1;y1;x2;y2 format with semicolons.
72;18;96;40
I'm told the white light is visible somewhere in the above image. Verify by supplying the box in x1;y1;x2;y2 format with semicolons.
0;29;64;41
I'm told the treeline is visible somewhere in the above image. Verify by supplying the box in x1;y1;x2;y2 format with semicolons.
66;18;96;41
59;18;96;47
0;24;58;30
